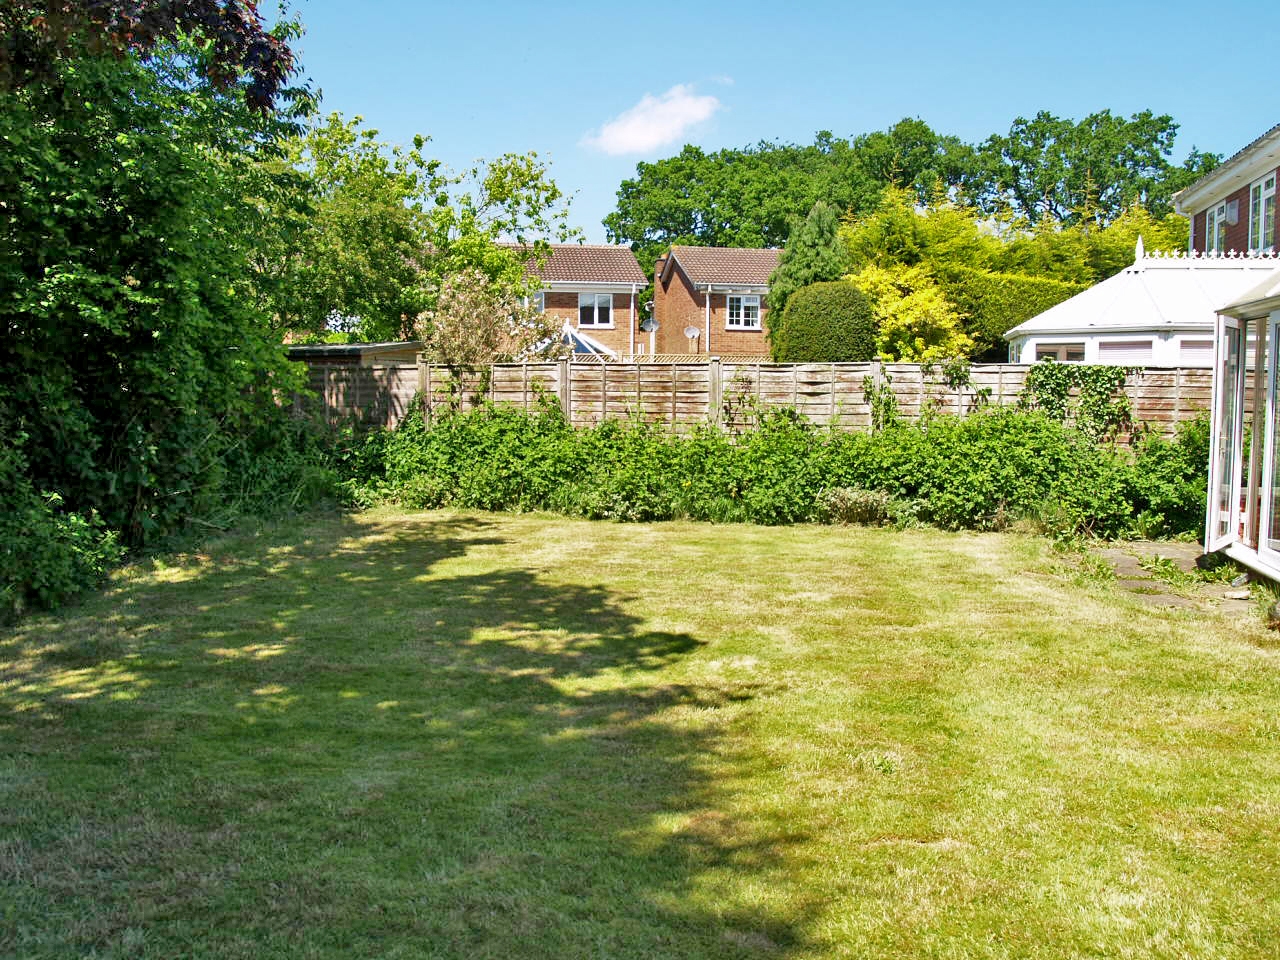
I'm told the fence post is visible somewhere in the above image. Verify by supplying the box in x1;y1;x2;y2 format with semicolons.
709;357;722;425
558;360;571;421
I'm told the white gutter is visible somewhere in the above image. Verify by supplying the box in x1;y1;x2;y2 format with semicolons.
704;284;712;356
628;284;636;356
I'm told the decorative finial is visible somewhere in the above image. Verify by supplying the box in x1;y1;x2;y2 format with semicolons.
1135;235;1145;262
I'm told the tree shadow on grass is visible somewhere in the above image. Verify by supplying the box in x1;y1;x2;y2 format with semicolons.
0;512;822;959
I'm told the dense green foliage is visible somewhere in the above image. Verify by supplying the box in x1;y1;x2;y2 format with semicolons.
343;403;1207;540
273;114;575;342
766;202;848;324
840;190;1188;360
769;282;877;362
974;110;1218;224
936;267;1084;360
0;24;342;618
604;121;974;273
1020;360;1134;440
1130;416;1211;538
606;112;1217;277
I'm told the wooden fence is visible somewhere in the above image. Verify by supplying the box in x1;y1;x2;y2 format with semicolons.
300;359;1213;438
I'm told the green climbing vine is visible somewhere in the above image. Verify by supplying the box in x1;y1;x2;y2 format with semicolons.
1019;359;1134;441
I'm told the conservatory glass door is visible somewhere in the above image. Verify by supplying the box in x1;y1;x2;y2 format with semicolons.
1207;315;1245;552
1259;315;1280;566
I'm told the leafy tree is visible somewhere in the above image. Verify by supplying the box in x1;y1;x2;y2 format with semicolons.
0;0;295;110
269;113;576;342
769;282;876;362
973;110;1219;225
848;118;980;204
849;265;973;362
1;20;310;561
767;201;848;325
604;136;881;272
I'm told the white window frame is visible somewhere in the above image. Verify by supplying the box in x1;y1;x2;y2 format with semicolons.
1207;315;1245;551
577;292;613;328
1033;341;1086;362
1249;172;1277;253
726;294;761;330
1206;202;1229;254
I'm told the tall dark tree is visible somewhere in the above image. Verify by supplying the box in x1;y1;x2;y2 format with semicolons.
0;1;310;610
767;201;848;325
0;0;293;109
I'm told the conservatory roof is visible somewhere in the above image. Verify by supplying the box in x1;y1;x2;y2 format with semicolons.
1004;244;1280;340
1221;265;1280;320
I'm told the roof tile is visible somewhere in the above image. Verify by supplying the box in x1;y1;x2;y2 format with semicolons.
666;245;781;286
510;243;646;284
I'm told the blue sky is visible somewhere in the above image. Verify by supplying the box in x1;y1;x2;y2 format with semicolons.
287;0;1274;242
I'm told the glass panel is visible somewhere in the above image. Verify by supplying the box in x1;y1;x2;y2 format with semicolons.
595;294;610;326
1268;321;1280;553
1213;324;1243;544
578;292;595;326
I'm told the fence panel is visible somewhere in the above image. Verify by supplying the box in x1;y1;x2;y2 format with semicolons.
299;358;1214;439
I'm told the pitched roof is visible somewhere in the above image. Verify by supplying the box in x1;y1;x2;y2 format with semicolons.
513;243;646;285
1005;247;1280;339
665;245;781;286
1173;123;1280;214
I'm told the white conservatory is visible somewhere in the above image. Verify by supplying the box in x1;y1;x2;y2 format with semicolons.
1207;266;1280;578
1005;244;1280;367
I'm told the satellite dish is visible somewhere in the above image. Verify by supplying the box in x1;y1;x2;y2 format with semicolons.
683;325;701;340
639;316;658;333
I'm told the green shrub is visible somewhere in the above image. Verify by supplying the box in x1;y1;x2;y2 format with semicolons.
1131;415;1210;538
768;281;877;362
356;401;1183;540
1;437;123;620
936;266;1084;362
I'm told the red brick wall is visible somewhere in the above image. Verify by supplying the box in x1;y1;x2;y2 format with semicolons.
1190;165;1279;253
653;264;770;357
542;290;638;356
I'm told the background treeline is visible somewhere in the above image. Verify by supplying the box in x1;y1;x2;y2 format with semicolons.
606;115;1215;363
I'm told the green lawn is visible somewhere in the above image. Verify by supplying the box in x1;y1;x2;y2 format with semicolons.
3;510;1279;959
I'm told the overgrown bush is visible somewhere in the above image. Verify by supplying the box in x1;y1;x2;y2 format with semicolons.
768;281;877;362
344;401;1206;540
1;436;123;621
935;266;1084;362
1130;415;1210;538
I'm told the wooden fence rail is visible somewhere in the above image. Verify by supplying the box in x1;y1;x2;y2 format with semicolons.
299;359;1214;438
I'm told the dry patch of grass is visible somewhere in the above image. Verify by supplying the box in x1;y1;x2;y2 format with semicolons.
3;509;1279;958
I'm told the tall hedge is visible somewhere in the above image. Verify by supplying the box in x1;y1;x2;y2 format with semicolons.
936;266;1084;361
768;281;877;362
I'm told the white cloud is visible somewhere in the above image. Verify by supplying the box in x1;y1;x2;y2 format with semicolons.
581;84;722;156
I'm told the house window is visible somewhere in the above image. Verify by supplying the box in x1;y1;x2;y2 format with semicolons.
1249;173;1276;253
727;294;761;329
531;292;545;313
577;292;612;327
1034;342;1085;362
1206;202;1228;253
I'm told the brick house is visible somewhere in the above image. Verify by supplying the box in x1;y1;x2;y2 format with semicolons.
1174;123;1278;255
651;246;781;358
520;244;647;358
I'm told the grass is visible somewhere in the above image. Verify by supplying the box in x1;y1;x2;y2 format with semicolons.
3;508;1280;959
